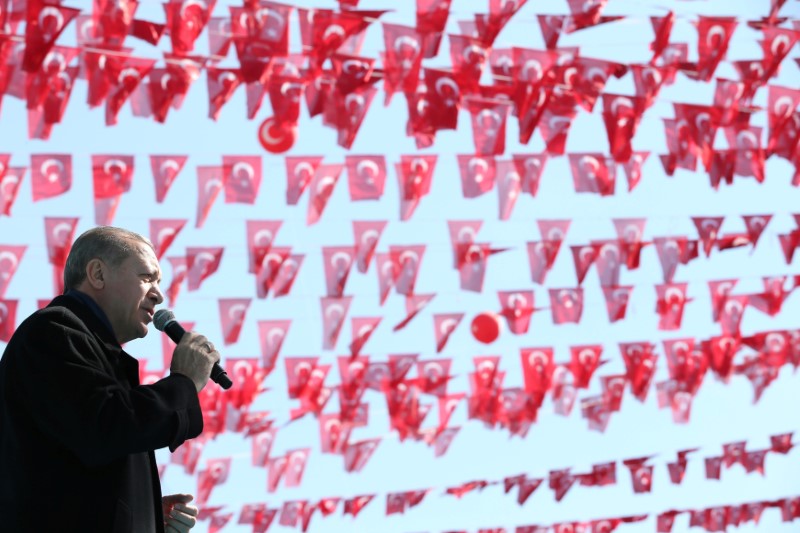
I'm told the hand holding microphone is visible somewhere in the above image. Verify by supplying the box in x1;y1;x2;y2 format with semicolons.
154;309;233;391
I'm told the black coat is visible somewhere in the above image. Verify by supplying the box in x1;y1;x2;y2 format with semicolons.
0;295;203;533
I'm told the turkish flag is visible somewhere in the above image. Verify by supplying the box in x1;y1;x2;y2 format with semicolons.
186;246;223;291
0;245;26;299
343;438;380;473
307;163;344;225
655;282;690;330
0;299;17;342
206;67;242;121
105;55;157;125
568;153;616;196
390;244;425;296
256;319;290;372
433;313;463;353
548;288;584;324
23;1;80;73
520;347;554;394
423;67;460;131
149;154;187;203
320;295;352;350
222;155;261;204
164;257;187;308
244;219;283;274
569;345;603;388
30;153;72;201
149;218;186;260
218;298;251;345
352;220;386;273
694;16;738;81
381;22;425;102
163;0;215;54
43;216;79;267
602;286;633;323
91;154;134;199
348;316;381;357
195;166;224;228
271;254;304;299
251;427;277;467
0;166;25;217
284;155;323;205
320;245;354;297
283;448;310;488
497;290;534;334
345;155;387;201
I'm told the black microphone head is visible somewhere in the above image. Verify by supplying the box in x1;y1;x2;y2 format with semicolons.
153;309;176;332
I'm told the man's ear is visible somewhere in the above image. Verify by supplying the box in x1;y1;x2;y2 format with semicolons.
85;259;106;289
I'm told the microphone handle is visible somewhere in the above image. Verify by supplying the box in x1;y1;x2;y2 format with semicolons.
164;321;233;390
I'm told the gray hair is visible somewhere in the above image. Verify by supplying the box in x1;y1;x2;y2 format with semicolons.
63;226;154;293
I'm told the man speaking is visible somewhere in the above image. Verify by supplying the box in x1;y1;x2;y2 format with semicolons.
0;226;220;532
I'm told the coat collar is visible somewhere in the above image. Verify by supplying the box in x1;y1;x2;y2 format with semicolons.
47;294;141;386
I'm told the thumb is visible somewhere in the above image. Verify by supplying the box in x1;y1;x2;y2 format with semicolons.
165;493;194;504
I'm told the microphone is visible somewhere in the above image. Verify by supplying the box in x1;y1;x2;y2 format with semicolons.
153;309;233;390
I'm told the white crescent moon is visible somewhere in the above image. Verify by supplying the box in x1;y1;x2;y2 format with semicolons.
227;303;248;321
232;162;255;181
40;158;65;183
293;161;315;178
521;59;543;82
118;67;141;85
159;159;180;177
0;174;20;199
506;292;527;309
558;289;577;305
773;95;795;118
771;34;791;56
527;350;549;368
39;7;64;36
267;327;284;346
439;318;457;335
52;222;74;244
611;96;634;117
360;229;379;247
315;175;336;195
706;25;726;47
456;226;477;243
160;73;172;91
0;251;19;273
325;303;344;320
399;250;419;267
410;158;429;174
356;160;379;179
600;243;618;260
434;77;459;106
322;24;345;42
180;0;208;19
204;178;222;196
43;50;66;72
330;250;352;269
548;116;571;131
217;71;238;86
157;227;176;248
664;287;684;303
253;229;273;246
478;109;501;129
102;158;128;178
259;9;286;41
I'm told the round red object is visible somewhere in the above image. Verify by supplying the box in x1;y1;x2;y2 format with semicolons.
258;116;297;153
471;312;501;344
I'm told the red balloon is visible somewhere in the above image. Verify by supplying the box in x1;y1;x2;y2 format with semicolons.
258;116;297;153
471;312;501;344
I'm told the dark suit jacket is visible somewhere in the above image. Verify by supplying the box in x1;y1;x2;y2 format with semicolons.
0;295;203;532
